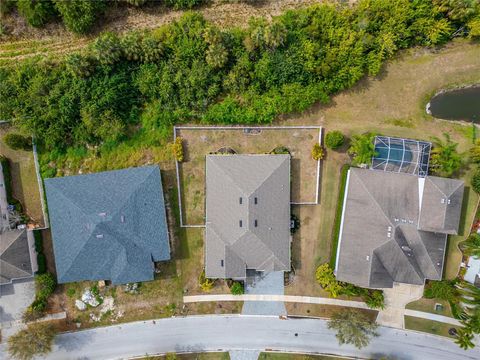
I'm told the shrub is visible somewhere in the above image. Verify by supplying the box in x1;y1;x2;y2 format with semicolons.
35;273;56;300
166;0;204;10
173;137;184;162
460;233;480;258
36;253;47;275
270;146;290;155
66;287;76;298
470;139;480;163
472;169;480;194
364;290;385;310
17;0;56;27
325;130;345;150
3;133;32;151
430;133;462;177
199;270;215;292
348;133;377;166
230;281;244;295
315;263;343;298
311;143;325;161
53;0;106;34
424;280;458;302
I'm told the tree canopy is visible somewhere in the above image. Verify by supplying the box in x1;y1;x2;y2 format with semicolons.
328;309;379;349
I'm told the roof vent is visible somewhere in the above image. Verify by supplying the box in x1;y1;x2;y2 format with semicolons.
239;220;243;228
254;220;258;227
447;199;451;204
254;197;258;205
120;215;125;223
239;197;242;205
96;234;104;239
401;245;412;252
441;198;445;204
99;212;107;217
221;260;224;267
436;262;441;266
366;255;370;261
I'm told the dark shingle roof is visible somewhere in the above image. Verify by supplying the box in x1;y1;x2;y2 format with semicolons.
205;155;291;279
45;166;170;285
336;168;463;289
0;229;33;284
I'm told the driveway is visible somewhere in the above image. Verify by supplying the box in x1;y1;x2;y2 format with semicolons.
1;315;477;360
242;271;286;316
0;278;35;324
377;283;424;328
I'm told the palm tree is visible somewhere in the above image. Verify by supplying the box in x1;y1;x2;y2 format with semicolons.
458;281;480;306
455;328;475;350
429;133;462;177
328;309;379;349
460;233;480;258
348;133;377;166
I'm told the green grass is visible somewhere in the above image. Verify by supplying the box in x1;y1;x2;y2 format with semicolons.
404;316;457;339
406;298;453;318
329;164;350;268
259;353;349;360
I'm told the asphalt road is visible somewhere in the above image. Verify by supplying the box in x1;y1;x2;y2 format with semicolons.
11;315;475;360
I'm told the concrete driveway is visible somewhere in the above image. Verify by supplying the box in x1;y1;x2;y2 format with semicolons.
0;278;35;338
242;271;286;316
377;282;424;328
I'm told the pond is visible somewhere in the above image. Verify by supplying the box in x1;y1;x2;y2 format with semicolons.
427;86;480;122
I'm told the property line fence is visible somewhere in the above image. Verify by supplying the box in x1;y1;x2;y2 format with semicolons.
173;125;322;228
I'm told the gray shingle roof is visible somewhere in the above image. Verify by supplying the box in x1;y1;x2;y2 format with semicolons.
44;166;170;285
0;229;33;284
336;168;463;288
205;155;291;279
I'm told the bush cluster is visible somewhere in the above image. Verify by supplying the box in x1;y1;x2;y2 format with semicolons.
1;2;479;156
172;137;184;162
315;263;385;309
3;133;32;151
23;273;57;322
311;143;325;161
230;281;244;295
34;230;47;274
198;270;215;292
325;130;345;150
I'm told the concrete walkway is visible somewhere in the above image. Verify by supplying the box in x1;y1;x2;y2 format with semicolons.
404;309;462;326
184;294;370;309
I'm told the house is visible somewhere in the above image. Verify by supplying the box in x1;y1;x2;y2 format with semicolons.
44;166;170;285
0;229;34;285
335;167;464;289
204;154;291;279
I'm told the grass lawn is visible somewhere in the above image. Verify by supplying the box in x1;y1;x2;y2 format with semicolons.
286;303;378;322
406;298;453;317
259;353;350;360
0;124;45;226
404;316;457;339
139;352;230;360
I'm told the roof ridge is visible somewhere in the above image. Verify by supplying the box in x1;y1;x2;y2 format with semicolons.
207;157;247;197
57;167;159;278
352;170;394;228
0;230;23;256
0;258;31;280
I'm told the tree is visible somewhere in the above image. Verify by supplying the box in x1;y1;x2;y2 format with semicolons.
455;328;475;350
460;233;480;258
8;323;56;360
348;133;377;166
17;0;56;27
3;133;32;151
91;32;123;66
328;309;379;349
471;169;480;194
430;133;462;177
53;0;106;34
325;130;345;150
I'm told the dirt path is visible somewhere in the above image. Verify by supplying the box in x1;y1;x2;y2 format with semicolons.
0;0;319;63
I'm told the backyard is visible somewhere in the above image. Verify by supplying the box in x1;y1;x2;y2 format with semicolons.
175;127;321;225
0;124;44;227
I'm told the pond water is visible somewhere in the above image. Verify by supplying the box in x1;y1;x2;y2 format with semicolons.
427;86;480;122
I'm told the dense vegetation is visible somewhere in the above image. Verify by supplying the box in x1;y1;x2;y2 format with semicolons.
2;0;205;33
8;322;57;360
1;1;479;172
328;309;378;349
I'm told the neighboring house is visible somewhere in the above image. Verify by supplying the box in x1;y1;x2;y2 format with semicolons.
0;229;34;285
205;154;291;279
335;167;464;289
44;166;170;285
